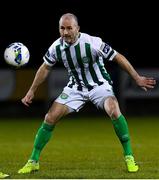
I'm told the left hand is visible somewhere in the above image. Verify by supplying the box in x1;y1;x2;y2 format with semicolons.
135;76;156;91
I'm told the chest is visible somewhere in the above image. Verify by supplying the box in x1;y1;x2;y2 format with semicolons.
61;45;96;69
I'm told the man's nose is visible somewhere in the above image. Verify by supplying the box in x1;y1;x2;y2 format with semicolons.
64;29;69;35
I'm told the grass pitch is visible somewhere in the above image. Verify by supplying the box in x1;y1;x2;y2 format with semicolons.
0;115;159;179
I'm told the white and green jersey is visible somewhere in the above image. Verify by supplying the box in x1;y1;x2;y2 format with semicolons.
43;32;117;91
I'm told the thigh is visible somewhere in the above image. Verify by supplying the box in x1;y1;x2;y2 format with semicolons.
89;83;115;110
46;101;70;124
55;86;86;112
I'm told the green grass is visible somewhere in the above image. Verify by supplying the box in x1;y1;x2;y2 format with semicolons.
0;116;159;179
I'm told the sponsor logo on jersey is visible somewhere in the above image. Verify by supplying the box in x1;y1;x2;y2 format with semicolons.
103;43;110;54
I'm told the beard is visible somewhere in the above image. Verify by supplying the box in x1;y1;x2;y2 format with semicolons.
63;32;79;44
63;36;72;44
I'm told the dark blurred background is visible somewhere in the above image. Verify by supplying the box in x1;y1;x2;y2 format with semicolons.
0;0;158;118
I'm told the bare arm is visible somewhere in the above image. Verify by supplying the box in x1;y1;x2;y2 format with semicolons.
113;53;156;91
22;62;51;106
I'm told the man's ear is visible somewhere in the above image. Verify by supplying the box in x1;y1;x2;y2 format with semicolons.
78;26;80;31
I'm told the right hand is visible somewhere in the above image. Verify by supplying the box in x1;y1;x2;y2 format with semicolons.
21;90;34;107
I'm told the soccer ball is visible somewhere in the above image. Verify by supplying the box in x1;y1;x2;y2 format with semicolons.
4;42;30;67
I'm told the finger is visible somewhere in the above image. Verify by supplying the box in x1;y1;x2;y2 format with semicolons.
147;79;156;84
24;102;30;107
21;100;29;107
145;84;155;89
22;101;30;107
146;79;156;84
21;99;30;107
141;87;147;91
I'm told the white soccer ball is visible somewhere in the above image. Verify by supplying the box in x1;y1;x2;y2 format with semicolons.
4;42;30;67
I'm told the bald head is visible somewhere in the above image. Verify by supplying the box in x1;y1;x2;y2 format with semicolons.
59;13;79;26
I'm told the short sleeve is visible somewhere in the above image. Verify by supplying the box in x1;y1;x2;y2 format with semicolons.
98;42;117;61
43;44;57;66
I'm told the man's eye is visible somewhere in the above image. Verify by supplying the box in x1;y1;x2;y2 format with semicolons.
66;27;72;30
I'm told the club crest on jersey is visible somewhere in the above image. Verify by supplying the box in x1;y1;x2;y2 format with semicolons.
60;93;69;99
82;57;90;63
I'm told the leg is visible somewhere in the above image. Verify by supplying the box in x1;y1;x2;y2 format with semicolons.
18;102;70;174
18;86;85;174
104;96;139;172
29;102;70;161
104;96;132;155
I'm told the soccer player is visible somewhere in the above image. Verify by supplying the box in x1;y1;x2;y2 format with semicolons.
18;13;156;174
0;172;9;179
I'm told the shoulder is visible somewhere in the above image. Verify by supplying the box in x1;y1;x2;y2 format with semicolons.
48;38;62;51
80;32;102;48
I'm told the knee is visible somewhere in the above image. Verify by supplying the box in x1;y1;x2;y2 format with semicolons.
107;105;118;119
44;113;59;125
104;97;120;119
